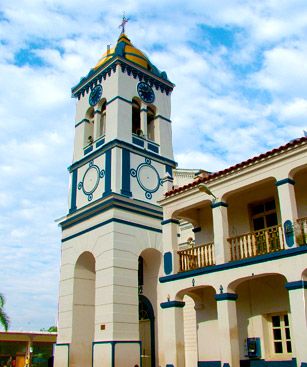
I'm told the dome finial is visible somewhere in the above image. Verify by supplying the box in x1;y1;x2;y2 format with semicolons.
118;13;129;34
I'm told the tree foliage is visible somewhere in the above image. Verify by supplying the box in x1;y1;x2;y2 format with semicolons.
0;293;9;331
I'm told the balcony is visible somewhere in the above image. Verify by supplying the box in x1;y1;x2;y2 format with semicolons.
178;242;215;272
296;216;307;245
227;224;285;261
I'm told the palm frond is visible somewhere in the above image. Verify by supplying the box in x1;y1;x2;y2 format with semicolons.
0;309;9;331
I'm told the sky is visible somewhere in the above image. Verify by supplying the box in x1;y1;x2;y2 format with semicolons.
0;0;307;331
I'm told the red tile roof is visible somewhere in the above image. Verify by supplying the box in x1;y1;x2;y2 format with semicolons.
165;136;307;198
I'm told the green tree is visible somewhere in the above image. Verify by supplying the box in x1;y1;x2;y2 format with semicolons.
0;293;9;331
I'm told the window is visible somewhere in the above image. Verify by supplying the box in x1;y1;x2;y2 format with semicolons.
147;106;155;141
132;99;141;135
98;102;106;137
84;107;94;146
249;198;280;253
270;314;292;356
250;199;278;231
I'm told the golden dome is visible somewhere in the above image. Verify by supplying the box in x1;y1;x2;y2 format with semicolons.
94;33;152;71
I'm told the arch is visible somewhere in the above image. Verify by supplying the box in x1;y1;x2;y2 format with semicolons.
147;105;156;141
71;252;96;367
132;98;141;135
139;295;155;367
97;98;107;137
84;107;95;146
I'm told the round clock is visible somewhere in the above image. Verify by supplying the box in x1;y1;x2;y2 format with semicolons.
137;82;155;103
89;85;103;106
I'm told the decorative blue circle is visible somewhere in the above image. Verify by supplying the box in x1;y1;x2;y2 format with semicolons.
99;170;105;178
145;158;151;164
88;194;93;201
82;165;100;195
78;182;83;190
136;163;160;193
145;192;152;199
130;169;137;177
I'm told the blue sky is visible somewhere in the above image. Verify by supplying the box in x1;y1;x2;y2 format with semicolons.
0;0;307;331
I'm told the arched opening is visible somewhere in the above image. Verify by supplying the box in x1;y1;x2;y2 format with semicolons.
177;286;218;367
138;249;161;367
132;98;141;135
139;295;155;367
230;273;291;362
98;100;106;137
147;106;155;141
71;252;96;367
84;107;94;146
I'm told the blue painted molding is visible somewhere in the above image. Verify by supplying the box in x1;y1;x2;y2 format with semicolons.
160;300;185;308
161;219;180;225
155;115;172;123
301;363;307;367
215;293;238;301
165;165;173;177
166;365;174;367
198;362;221;367
103;149;112;197
284;220;294;247
68;138;177;173
61;196;163;230
62;217;162;242
159;245;307;283
140;107;148;112
192;227;201;233
96;137;105;148
84;145;93;155
72;59;174;100
285;281;307;290
121;148;132;197
211;201;228;208
148;142;159;153
106;95;132;106
164;252;173;275
75;118;89;128
94;109;101;114
69;169;78;214
132;136;145;147
239;359;297;367
275;178;295;186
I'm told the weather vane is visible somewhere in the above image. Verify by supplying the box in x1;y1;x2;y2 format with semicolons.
119;13;129;34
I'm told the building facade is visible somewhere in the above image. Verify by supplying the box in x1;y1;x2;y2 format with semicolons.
54;31;307;367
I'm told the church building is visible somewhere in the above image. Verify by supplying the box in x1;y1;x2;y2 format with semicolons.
54;27;307;367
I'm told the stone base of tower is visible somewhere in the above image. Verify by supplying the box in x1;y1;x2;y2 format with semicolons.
54;341;141;367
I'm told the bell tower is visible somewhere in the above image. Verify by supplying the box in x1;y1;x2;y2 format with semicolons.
54;30;176;367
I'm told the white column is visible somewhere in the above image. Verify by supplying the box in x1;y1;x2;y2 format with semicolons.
161;219;179;274
161;303;185;367
286;282;307;366
276;179;298;248
93;110;101;141
212;202;230;264
215;294;240;367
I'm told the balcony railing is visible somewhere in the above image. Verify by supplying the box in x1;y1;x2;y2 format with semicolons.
296;216;307;245
178;242;215;272
228;224;285;261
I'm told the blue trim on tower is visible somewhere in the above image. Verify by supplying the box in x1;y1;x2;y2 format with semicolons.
84;145;93;155
161;219;180;225
103;149;112;197
62;217;162;242
121;148;132;197
155;115;172;123
68;139;177;172
285;281;307;290
211;201;228;208
275;178;295;186
198;362;221;367
160;300;185;308
75;118;89;128
106;95;132;106
215;293;238;301
148;142;159;153
69;169;78;213
55;343;70;367
165;165;173;177
96;137;105;148
132;136;145;147
159;245;307;283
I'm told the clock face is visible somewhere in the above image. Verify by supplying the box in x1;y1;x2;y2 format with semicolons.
89;85;103;106
137;82;155;103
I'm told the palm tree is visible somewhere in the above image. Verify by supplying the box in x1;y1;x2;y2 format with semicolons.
0;293;9;331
